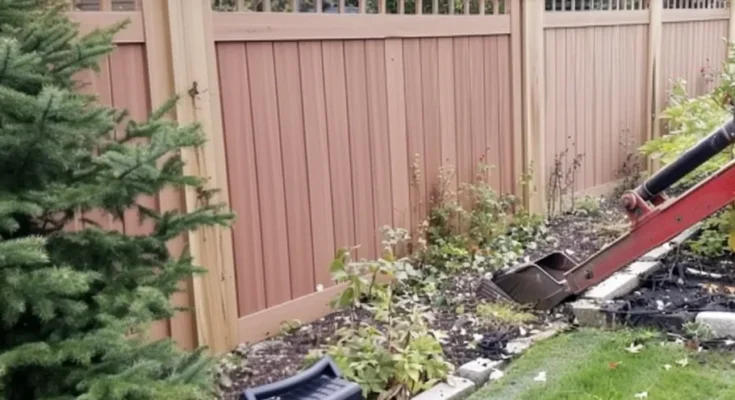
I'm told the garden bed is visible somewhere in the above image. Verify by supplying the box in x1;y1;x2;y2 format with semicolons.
215;196;628;399
603;232;735;344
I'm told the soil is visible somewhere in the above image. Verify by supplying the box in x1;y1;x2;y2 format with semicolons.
603;235;735;342
215;196;627;399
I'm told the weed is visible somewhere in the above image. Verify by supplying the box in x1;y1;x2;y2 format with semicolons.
615;136;645;197
546;146;585;217
476;301;536;327
573;196;601;216
683;321;714;341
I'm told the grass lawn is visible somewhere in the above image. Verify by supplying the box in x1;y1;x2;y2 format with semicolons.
469;328;735;400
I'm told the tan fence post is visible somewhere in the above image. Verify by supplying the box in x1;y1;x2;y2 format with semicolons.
163;0;239;354
510;0;525;208
729;1;735;52
521;0;546;214
645;0;662;174
141;0;199;350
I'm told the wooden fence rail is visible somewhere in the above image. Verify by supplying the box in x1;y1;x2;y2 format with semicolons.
66;0;735;353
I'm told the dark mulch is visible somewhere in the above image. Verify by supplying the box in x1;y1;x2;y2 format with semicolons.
215;195;627;399
603;232;735;341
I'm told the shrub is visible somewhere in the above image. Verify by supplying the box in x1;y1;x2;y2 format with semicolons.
639;43;735;257
476;301;536;327
308;233;453;399
0;1;232;398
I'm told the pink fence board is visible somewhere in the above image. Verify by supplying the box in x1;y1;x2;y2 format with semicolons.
660;19;729;105
217;36;517;317
544;23;649;193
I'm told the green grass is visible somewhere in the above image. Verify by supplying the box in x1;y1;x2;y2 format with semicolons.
470;328;735;400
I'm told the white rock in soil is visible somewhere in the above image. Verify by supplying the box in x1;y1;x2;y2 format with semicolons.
696;312;735;337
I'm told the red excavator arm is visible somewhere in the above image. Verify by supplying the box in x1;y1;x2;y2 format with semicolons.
483;117;735;310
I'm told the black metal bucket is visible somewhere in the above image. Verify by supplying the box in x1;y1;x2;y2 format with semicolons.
478;252;579;310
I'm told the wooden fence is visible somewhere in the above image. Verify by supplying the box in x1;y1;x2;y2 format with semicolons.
66;0;735;353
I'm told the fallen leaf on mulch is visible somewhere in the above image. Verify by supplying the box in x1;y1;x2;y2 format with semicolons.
699;283;719;294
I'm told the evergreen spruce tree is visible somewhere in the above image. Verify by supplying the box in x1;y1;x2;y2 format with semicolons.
0;1;234;398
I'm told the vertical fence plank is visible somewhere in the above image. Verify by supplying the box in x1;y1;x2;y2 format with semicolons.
217;44;267;318
403;39;426;234
245;43;293;308
646;0;663;173
522;0;546;213
437;38;457;195
322;41;356;254
365;41;393;245
453;37;472;211
273;43;315;299
384;40;410;231
298;42;335;287
344;41;377;259
468;37;486;181
729;0;735;46
485;37;501;191
420;39;442;201
166;0;238;353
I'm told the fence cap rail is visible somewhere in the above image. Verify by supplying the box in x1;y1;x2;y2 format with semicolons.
212;12;511;41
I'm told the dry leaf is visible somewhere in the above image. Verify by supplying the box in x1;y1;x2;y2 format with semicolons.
625;343;644;353
609;361;621;369
699;283;719;294
726;286;735;295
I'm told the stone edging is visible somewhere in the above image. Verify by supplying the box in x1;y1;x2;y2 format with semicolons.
412;324;566;400
571;225;701;327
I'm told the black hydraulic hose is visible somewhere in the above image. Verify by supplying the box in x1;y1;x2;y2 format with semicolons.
635;117;735;201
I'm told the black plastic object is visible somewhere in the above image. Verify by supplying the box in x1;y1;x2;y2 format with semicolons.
482;252;579;310
635;118;735;201
240;356;363;400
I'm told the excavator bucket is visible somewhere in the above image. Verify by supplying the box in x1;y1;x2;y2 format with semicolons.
478;252;579;310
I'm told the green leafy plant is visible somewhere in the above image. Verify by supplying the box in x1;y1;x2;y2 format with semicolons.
329;228;421;321
304;229;453;399
573;196;602;216
421;163;545;274
307;307;452;400
640;42;735;257
682;321;714;341
476;301;536;327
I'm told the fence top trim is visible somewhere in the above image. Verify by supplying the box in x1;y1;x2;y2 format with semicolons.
545;7;729;29
212;12;511;41
71;11;144;43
